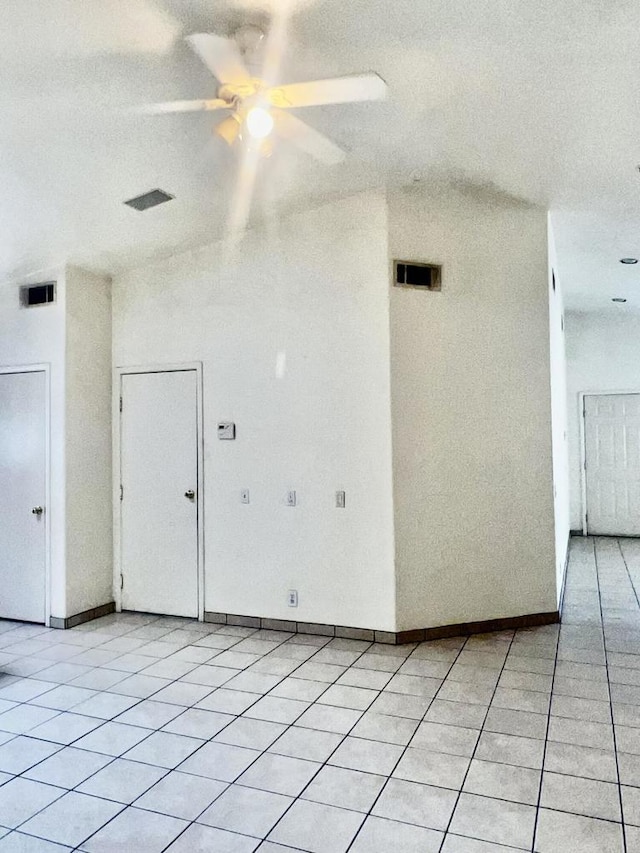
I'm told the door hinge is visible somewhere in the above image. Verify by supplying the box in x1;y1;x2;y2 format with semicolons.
120;484;123;501
120;574;124;590
119;396;123;412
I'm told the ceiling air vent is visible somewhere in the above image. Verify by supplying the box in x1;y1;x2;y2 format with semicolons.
394;260;442;291
20;281;56;308
124;189;174;211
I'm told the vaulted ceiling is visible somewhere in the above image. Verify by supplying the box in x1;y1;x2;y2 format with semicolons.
2;0;639;309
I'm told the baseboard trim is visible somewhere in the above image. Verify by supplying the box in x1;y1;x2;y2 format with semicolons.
50;601;115;630
204;609;560;645
400;610;560;644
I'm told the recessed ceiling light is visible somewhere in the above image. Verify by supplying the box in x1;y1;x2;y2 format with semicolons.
620;257;638;264
612;297;627;303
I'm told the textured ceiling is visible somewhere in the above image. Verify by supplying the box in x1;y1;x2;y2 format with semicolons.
1;0;639;309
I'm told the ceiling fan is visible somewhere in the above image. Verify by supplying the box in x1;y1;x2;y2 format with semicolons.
145;28;388;165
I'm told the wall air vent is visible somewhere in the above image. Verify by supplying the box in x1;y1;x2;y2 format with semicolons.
124;189;174;211
394;260;442;291
20;281;56;308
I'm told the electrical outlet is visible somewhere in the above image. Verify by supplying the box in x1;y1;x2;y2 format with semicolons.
286;490;297;507
336;490;346;508
288;590;298;607
240;489;250;504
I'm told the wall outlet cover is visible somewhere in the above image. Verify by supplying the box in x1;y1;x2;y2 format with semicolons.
286;490;297;506
288;590;298;607
218;422;236;440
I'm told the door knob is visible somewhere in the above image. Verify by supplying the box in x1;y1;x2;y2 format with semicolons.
32;506;44;516
184;490;195;500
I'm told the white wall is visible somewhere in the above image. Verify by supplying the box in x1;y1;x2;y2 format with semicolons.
65;267;113;615
388;187;558;630
113;192;397;631
566;311;640;530
0;270;67;618
0;266;113;622
1;189;561;633
548;219;570;600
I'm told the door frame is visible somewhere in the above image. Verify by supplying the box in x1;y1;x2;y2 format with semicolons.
580;389;640;536
113;362;205;620
0;363;51;626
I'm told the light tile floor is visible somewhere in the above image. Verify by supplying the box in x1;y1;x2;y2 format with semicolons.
0;536;639;850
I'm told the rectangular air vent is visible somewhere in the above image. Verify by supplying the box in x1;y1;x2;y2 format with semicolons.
124;188;174;211
20;281;56;308
394;260;442;291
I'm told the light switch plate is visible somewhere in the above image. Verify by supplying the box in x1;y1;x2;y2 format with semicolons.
241;489;250;504
286;490;297;507
336;490;346;508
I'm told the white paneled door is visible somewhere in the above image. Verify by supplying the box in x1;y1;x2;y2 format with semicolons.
120;370;199;617
584;394;640;536
0;370;47;622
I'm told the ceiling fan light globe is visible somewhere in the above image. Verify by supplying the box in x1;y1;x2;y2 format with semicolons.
246;107;274;139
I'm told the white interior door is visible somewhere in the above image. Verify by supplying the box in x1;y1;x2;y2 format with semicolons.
120;370;199;617
585;393;640;536
0;370;47;622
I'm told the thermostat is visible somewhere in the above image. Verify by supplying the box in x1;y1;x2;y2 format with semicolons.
217;422;236;440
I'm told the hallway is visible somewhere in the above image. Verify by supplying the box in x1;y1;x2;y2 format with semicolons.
0;537;637;851
552;535;640;852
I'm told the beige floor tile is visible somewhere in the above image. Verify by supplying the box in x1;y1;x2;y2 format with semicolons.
540;771;621;821
450;792;536;849
534;808;624;853
463;758;540;804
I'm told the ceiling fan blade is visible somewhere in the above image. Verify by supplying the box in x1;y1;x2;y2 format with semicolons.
186;33;251;85
273;110;346;165
268;73;387;109
141;98;230;115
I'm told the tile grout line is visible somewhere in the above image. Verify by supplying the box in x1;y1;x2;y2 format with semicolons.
1;566;631;853
529;594;562;853
107;633;375;850
342;636;470;853
595;537;629;853
151;630;385;853
4;622;520;853
0;616;204;845
0;620;259;767
435;630;523;853
617;536;640;612
1;620;339;848
0;620;237;844
218;640;420;853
